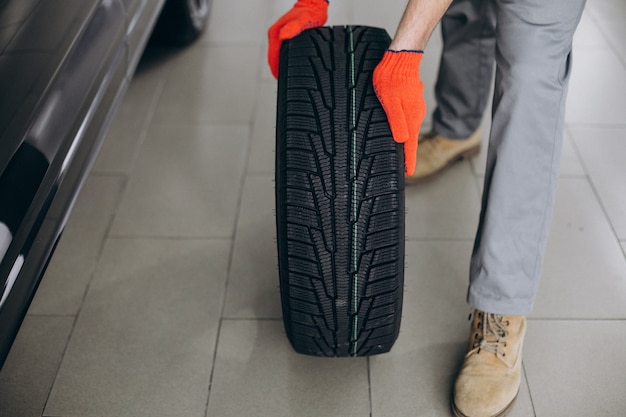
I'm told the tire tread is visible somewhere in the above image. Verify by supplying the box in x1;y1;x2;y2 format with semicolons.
276;26;404;357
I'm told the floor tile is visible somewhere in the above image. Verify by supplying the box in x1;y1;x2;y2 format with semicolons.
258;37;276;82
268;0;302;26
524;319;626;416
0;316;74;417
380;240;472;356
206;319;370;417
93;121;147;174
570;126;626;239
354;0;413;38
420;29;445;132
110;124;248;238
533;178;626;319
596;18;626;65
326;1;353;25
370;241;470;416
247;82;277;175
405;162;481;240
44;238;229;417
223;175;281;319
94;48;172;174
565;47;626;125
559;130;587;177
573;10;610;49
153;45;260;125
370;241;535;416
586;0;626;18
4;1;626;416
203;0;271;46
114;52;170;128
586;0;626;54
400;241;474;339
372;352;535;417
29;175;125;315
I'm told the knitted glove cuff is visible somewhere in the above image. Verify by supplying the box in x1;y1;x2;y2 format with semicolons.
376;50;423;79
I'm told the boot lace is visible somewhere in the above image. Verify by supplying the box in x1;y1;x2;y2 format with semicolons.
472;311;509;357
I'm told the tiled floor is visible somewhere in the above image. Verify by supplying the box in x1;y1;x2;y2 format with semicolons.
2;0;626;416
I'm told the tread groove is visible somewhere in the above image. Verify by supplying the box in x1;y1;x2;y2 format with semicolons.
276;26;404;357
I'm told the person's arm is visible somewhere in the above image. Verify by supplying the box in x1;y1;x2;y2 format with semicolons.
373;0;451;175
389;0;452;51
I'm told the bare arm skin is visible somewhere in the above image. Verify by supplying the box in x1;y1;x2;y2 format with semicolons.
389;0;453;51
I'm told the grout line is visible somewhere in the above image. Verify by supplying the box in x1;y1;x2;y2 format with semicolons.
203;72;261;417
243;171;275;178
38;47;172;416
22;314;76;318
528;317;626;322
196;40;266;48
220;317;282;322
103;73;167;237
125;75;168;175
522;362;539;417
105;234;233;241
566;122;626;129
146;120;254;128
583;6;626;69
405;237;476;243
8;4;625;417
367;356;374;417
88;171;127;179
203;316;224;417
565;125;625;246
558;173;590;178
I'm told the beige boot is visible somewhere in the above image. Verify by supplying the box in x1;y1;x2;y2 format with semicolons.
452;310;527;417
406;130;481;184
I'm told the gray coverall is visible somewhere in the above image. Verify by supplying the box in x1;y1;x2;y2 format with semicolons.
431;0;587;315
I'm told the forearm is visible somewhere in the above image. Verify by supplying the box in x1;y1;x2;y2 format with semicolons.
389;0;452;51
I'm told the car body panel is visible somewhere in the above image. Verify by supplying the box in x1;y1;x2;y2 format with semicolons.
0;0;168;367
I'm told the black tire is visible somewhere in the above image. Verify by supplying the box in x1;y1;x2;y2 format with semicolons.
275;26;405;357
152;0;211;46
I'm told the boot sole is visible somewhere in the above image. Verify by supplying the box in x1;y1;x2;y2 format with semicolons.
451;390;518;417
405;144;481;185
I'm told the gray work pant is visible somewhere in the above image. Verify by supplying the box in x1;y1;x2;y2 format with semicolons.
432;0;586;315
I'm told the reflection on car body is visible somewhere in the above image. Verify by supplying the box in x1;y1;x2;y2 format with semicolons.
0;0;210;368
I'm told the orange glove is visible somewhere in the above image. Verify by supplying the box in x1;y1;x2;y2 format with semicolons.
268;0;329;79
372;50;426;176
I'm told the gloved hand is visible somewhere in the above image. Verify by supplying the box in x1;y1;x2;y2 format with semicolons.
268;0;329;79
372;50;426;176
